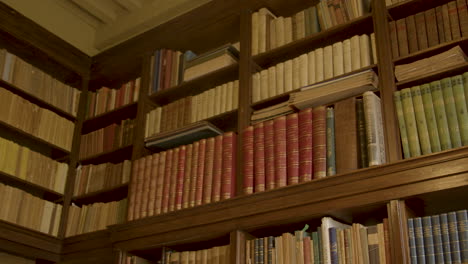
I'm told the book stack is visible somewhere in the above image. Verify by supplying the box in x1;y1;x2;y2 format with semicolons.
145;80;239;138
389;1;468;59
246;217;391;264
128;132;237;221
251;2;371;55
0;183;62;236
0;87;75;151
407;209;467;263
0;137;68;194
118;253;153;264
86;78;140;119
79;119;135;159
163;245;230;264
252;34;377;103
65;198;127;237
394;73;468;159
244;91;386;195
0;49;81;116
73;160;132;196
0;252;35;264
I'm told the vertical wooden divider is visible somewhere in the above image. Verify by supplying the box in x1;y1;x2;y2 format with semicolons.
230;230;254;264
58;76;90;239
237;8;253;197
372;0;402;163
387;199;411;264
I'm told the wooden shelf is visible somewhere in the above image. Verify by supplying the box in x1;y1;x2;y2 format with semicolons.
0;220;61;262
387;0;449;21
0;79;77;121
72;183;129;206
82;102;138;134
79;145;133;165
253;14;373;69
0;120;70;161
62;229;114;264
149;64;239;106
0;171;63;203
396;61;468;88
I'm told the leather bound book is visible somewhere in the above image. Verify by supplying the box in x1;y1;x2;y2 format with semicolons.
140;155;153;218
212;135;223;202
162;149;173;214
243;126;255;194
264;120;276;190
396;18;409;57
203;138;215;204
286;113;299;185
425;8;440;47
168;147;179;212
147;153;159;217
189;141;200;207
127;158;139;221
175;146;186;210
405;15;419;53
312;106;327;179
457;0;468;38
195;139;207;206
254;122;266;192
134;156;146;220
298;108;313;183
182;144;193;208
273;116;287;187
335;97;359;174
222;132;237;200
448;1;462;40
414;12;429;51
155;151;166;215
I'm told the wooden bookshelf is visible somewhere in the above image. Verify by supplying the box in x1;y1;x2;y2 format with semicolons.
82;102;138;134
79;144;133;165
72;183;128;206
0;171;63;202
395;61;468;88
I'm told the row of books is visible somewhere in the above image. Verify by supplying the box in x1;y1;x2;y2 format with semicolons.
389;0;468;59
0;49;81;116
79;119;135;160
85;78;140;119
118;253;152;264
149;49;193;94
407;209;468;263
252;34;376;103
244;92;385;194
251;0;370;55
0;87;74;151
128;132;237;221
0;184;62;236
385;0;404;6
66;198;127;237
73;160;132;196
162;245;230;264
246;217;390;264
394;74;468;159
0;252;34;264
145;80;239;138
0;137;68;194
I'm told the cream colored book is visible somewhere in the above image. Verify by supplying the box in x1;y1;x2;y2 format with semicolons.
208;88;215;118
370;33;377;64
201;90;209;120
259;8;276;53
360;34;371;67
284;17;293;44
276;62;285;95
191;95;198;123
363;91;386;166
0;186;12;220
220;83;227;113
299;53;308;87
292;57;300;90
6;142;19;176
225;82;233;112
33;198;45;231
308;50;316;84
295;10;306;40
145;112;151;138
55;163;68;194
315;47;325;82
351;35;361;71
251;11;259;55
333;41;344;77
343;39;352;73
268;66;277;98
270;19;277;50
252;72;261;103
260;69;269;100
285;59;293;92
52;204;62;236
276;17;285;47
233;80;239;109
213;85;221;115
323;45;334;80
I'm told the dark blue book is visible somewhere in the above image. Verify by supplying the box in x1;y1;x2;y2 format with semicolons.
448;212;462;263
329;227;338;264
414;217;427;264
422;216;436;264
456;210;468;263
431;215;445;264
408;218;418;264
326;107;336;176
440;213;453;263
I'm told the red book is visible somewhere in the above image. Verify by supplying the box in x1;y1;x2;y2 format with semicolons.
286;113;299;185
162;149;173;213
222;132;237;200
312;106;327;179
195;139;207;206
242;126;254;194
128;160;138;221
147;153;159;217
134;157;146;220
264;120;276;191
140;156;153;218
298;108;313;183
169;147;179;212
203;138;215;204
212;135;223;202
273;116;287;188
119;83;127;107
189;141;200;207
254;123;266;192
182;144;193;209
175;146;186;210
159;49;168;90
155;151;166;215
303;236;312;264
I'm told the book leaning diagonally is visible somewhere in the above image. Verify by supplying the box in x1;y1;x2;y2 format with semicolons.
289;69;379;110
321;217;351;264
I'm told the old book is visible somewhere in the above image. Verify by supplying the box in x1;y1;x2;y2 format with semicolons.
252;72;261;103
350;35;361;71
315;47;325;82
451;75;468;146
183;45;238;81
396;18;409;57
264;120;276;190
202;138;214;204
422;216;436;264
343;39;352;74
326;107;336;176
388;21;399;59
411;86;432;155
334;97;358;174
360;34;371;67
260;69;269;100
285;59;294;92
420;84;442;153
212;135;223;202
405;15;419;53
324;45;334;80
273;116;287;187
284;17;293;44
259;8;277;53
298;108;313;183
270;18;277;50
181;145;193;207
435;6;447;44
400;88;421;157
162;149;173;213
425;8;440;47
356;99;369;167
312;106;327;179
393;91;411;159
195;139;206;206
276;17;286;48
252;12;259;55
414;12;429;51
221;132;236;199
322;217;351;264
299;54;309;87
254;123;266;192
441;77;462;148
189;141;199;208
140;156;153;218
430;81;452;151
243;126;254;194
286;113;299;184
458;0;468;38
449;1;462;39
293;57;300;91
268;66;277;98
333;42;344;77
363;91;386;166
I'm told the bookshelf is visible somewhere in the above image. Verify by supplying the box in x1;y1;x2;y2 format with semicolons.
1;0;468;263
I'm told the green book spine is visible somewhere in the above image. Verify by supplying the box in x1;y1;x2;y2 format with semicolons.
401;88;422;157
312;231;321;264
448;212;462;263
356;99;369;167
451;75;468;146
462;73;468;114
414;217;427;264
431;215;445;264
420;84;442;153
411;86;432;155
456;209;468;262
326;107;336;176
440;213;453;263
394;91;411;159
423;216;436;264
440;77;462;148
430;81;452;150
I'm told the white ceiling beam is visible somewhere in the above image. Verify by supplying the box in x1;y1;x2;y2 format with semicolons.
114;0;142;11
71;0;118;24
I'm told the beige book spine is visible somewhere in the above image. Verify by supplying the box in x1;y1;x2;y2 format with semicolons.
252;72;261;103
299;54;308;87
333;41;344;77
351;35;361;71
284;59;294;92
260;69;269;100
251;12;259;55
268;66;277;98
284;17;293;44
276;62;285;95
308;51;316;84
292;57;300;90
323;45;334;80
360;34;371;67
343;39;352;73
315;48;324;82
276;17;285;47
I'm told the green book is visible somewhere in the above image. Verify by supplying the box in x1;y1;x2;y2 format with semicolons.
326;107;336;176
451;75;468;146
462;72;468;110
411;86;432;155
400;88;421;157
312;231;320;264
430;81;452;151
440;77;462;148
356;99;369;167
393;91;411;159
420;84;441;153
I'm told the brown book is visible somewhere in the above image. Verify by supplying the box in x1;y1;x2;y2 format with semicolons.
389;21;399;59
435;6;447;43
169;147;179;212
457;0;468;37
211;135;223;202
182;145;193;208
312;106;327;179
334;97;359;174
203;138;215;204
273;116;287;188
414;12;429;50
147;154;159;217
286;113;299;185
155;151;166;214
425;8;440;47
140;155;152;218
162;149;173;213
243;126;254;194
189;141;199;207
298;108;313;183
448;1;462;39
264;120;276;190
254;122;266;192
195;139;207;206
406;15;419;53
175;146;186;210
442;4;454;41
396;18;409;56
221;132;237;199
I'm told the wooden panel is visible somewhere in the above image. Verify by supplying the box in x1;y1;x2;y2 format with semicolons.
387;200;410;264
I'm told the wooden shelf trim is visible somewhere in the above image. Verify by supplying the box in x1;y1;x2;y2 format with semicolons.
108;147;468;251
82;102;138;134
396;61;468;88
0;171;63;202
78;144;133;165
62;229;112;255
72;183;129;205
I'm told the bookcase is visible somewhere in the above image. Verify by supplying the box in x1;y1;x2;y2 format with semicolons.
0;0;467;263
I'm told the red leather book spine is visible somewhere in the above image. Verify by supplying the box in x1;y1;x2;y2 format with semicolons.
168;147;179;212
154;151;166;215
273;116;287;188
212;135;223;202
147;153;159;217
243;126;254;194
189;141;200;207
264;120;276;190
175;146;186;210
182;144;193;209
254;123;266;192
312;106;327;179
286;113;299;185
203;137;215;204
161;149;173;213
222;132;237;199
298;108;313;183
195;139;207;206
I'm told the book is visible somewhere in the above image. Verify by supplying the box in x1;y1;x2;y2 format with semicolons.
243;126;254;194
334;97;359;174
363;91;386;166
286;113;300;184
393;91;411;159
440;78;462;148
326;107;336;176
420;84;442;153
312;106;327;179
254;123;266;192
298;108;313;182
400;88;421;157
411;86;432;155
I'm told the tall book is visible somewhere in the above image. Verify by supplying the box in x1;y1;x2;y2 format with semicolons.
298;108;313;182
411;86;432;155
312;106;327;178
264;120;276;190
286;113;299;184
420;84;442;153
394;91;411;159
400;88;421;157
363;92;386;166
243;126;254;194
334;97;359;174
440;78;462;148
274;116;288;187
254;123;266;192
326;107;336;176
430;81;452;151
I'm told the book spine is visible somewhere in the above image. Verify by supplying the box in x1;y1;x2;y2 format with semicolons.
254;123;266;192
222;132;236;199
195;139;206;206
389;21;399;59
400;88;421;157
273;116;287;187
243;126;254;194
396;18;409;56
415;12;429;50
176;146;186;210
420;84;442;153
356;99;369;168
312;231;320;264
182;145;192;209
423;216;436;264
435;6;446;43
168;147;179;212
141;156;153;218
334;97;358;174
431;215;445;264
430;81;452;150
363;91;386;166
162;149;173;213
457;0;468;37
456;209;468;262
298;109;313;182
264;120;276;190
155;151;166;214
448;1;462;40
329;227;338;264
212;135;223;202
411;86;432;155
441;78;462;148
312;106;327;179
424;9;439;47
451;76;468;146
286;113;299;184
405;15;419;53
326;107;336;176
448;212;462;263
203;138;215;204
394;91;411;159
414;217;427;264
440;213;453;263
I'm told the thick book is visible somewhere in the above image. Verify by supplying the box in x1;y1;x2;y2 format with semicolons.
456;209;468;262
430;81;452;151
400;88;422;157
451;75;468;146
182;145;193;209
326;107;336;176
440;78;462;148
356;99;369;167
440;213;453;263
264;120;276;190
334;97;359;174
424;9;439;47
431;215;445;263
394;91;411;159
458;0;468;37
212;136;223;202
396;18;409;56
414;217;427;263
221;132;236;199
286;113;300;184
312;106;327;179
298;108;313;182
195;139;206;206
411;86;432;155
273;116;288;187
420;84;442;153
448;211;462;262
243;126;254;194
406;15;419;53
202;138;215;204
363;91;386;166
254;123;266;192
422;216;436;264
